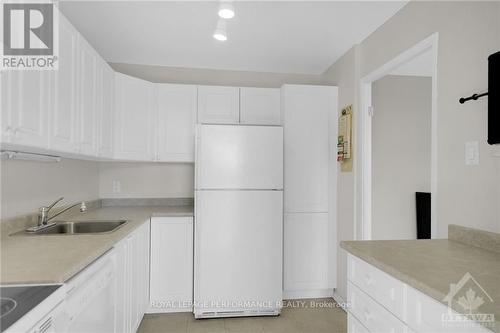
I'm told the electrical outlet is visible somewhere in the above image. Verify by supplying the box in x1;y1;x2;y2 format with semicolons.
112;180;121;193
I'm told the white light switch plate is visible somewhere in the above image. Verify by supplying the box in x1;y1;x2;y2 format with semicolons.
465;141;479;166
112;180;121;193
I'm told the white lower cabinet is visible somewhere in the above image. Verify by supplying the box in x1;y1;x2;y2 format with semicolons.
346;254;489;333
149;217;193;313
114;221;150;333
348;313;371;333
283;213;331;299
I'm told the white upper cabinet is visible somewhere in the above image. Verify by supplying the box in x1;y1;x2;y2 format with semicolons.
157;84;197;162
197;86;239;124
97;62;114;158
50;13;77;153
240;87;281;125
282;85;337;213
114;72;154;161
2;70;49;148
77;37;98;156
1;72;10;143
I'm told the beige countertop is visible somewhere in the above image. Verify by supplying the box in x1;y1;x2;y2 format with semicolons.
341;234;500;332
0;205;193;285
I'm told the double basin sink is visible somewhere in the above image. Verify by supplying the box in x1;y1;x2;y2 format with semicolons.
23;220;127;235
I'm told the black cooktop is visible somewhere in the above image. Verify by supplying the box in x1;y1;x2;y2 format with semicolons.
0;285;61;332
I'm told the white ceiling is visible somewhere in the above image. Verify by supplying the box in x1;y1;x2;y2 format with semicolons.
390;49;433;77
59;1;408;75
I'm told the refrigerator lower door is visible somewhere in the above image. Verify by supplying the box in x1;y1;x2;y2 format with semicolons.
194;190;283;318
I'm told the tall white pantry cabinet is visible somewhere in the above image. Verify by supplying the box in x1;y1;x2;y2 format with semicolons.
282;84;338;299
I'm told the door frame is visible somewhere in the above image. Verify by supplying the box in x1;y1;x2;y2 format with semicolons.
358;33;439;240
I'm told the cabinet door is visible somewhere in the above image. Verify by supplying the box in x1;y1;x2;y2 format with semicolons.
1;71;12;143
114;73;154;161
136;222;150;324
78;37;97;156
50;14;77;153
157;84;197;162
114;238;129;333
5;70;49;148
284;213;329;295
150;217;193;313
282;85;336;213
240;87;281;125
197;86;239;124
98;62;114;158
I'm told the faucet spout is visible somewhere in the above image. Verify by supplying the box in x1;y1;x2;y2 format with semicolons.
37;198;87;226
46;202;87;223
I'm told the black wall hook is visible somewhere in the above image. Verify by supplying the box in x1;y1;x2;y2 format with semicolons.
459;92;488;104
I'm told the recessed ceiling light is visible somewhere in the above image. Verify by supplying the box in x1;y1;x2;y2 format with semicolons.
218;3;235;19
213;31;227;41
213;20;228;41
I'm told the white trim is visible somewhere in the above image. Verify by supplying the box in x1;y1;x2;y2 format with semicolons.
332;291;348;312
283;288;334;300
358;33;439;240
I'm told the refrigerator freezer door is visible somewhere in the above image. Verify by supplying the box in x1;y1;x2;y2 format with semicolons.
196;125;283;190
194;190;283;317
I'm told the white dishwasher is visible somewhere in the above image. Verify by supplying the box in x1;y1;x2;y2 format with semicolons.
58;250;116;333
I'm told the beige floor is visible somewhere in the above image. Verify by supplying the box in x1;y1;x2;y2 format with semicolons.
138;299;347;333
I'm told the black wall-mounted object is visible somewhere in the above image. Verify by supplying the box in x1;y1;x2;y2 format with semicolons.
488;51;500;145
416;192;431;239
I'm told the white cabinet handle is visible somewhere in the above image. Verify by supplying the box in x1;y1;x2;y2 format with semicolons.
13;127;20;139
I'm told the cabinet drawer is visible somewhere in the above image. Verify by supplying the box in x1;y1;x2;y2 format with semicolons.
348;313;370;333
407;287;491;333
348;282;408;333
348;254;406;320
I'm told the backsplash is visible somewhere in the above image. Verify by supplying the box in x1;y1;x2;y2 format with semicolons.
1;158;100;219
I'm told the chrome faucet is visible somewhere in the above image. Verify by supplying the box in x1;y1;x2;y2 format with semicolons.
27;197;87;232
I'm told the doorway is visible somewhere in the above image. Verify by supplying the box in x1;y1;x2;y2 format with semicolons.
359;33;439;240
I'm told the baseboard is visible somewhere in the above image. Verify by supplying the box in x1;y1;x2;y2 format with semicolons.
332;290;348;312
146;307;193;314
283;288;334;300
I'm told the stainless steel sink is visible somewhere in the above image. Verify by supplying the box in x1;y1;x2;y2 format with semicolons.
24;220;127;235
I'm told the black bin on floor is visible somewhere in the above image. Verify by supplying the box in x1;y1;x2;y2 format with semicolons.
416;192;431;239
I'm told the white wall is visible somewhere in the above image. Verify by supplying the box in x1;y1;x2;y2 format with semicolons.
372;75;432;240
359;1;500;237
0;159;99;219
98;162;194;199
110;63;323;88
322;46;359;303
322;0;500;302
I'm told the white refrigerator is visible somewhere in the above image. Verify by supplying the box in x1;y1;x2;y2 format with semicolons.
194;124;283;318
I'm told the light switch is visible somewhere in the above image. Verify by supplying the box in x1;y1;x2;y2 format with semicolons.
465;141;479;166
112;180;121;193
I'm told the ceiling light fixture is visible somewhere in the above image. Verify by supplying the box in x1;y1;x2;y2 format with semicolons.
213;20;227;41
218;2;235;19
